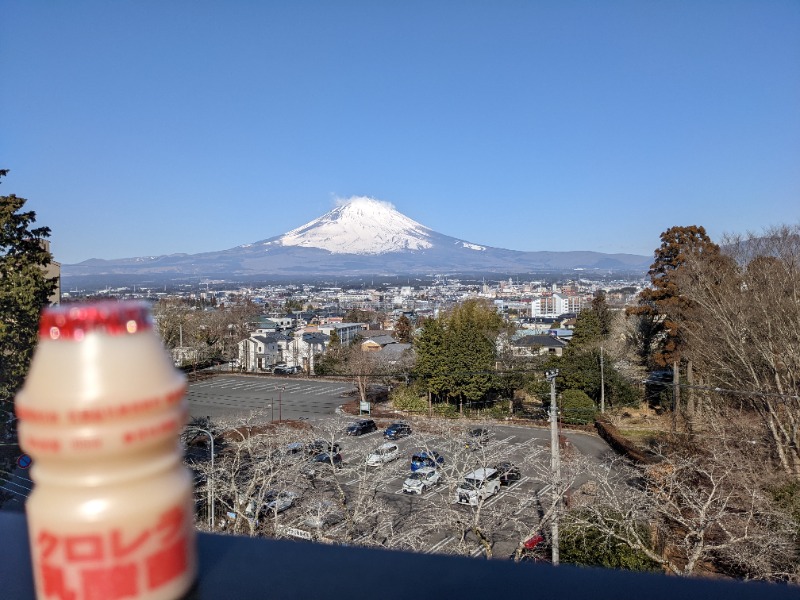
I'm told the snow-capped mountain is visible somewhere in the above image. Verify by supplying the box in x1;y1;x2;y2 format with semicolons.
62;196;650;279
276;197;435;254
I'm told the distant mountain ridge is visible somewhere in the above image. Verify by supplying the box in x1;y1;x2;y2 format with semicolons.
63;197;650;278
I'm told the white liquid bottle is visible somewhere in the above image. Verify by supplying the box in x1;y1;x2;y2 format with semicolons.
16;301;197;600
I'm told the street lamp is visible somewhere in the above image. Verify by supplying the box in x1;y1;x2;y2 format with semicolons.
278;386;286;422
545;369;560;566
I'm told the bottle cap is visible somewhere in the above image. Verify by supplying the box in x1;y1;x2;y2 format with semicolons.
39;301;153;341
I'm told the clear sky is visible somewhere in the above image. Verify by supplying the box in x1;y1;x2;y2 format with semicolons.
2;1;798;265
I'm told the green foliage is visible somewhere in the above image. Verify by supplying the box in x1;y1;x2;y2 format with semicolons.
591;292;613;337
390;386;428;413
560;389;596;424
560;520;661;571
413;318;449;399
413;299;505;406
283;298;304;312
432;402;458;418
559;348;603;399
313;352;343;376
570;310;603;347
557;346;640;409
1;171;58;409
772;481;800;534
611;376;640;408
473;401;511;419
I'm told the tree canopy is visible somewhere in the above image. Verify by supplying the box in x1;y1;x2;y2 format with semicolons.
1;170;58;413
628;225;720;368
413;299;506;406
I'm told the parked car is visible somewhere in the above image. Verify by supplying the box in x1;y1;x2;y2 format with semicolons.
465;427;490;450
410;451;444;472
346;419;377;436
263;490;297;515
383;422;412;440
302;452;343;477
454;467;501;505
303;500;344;529
493;462;521;486
273;365;299;375
366;442;400;466
402;467;441;494
305;440;342;456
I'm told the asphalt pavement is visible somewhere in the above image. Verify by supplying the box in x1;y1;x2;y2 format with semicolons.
186;375;354;421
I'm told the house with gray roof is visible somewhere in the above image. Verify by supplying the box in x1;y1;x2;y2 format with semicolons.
511;334;569;357
238;332;290;372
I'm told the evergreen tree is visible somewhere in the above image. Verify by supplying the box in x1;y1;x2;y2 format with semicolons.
1;170;58;422
628;225;720;367
413;318;449;401
591;292;613;338
393;314;412;343
570;309;603;347
413;299;504;406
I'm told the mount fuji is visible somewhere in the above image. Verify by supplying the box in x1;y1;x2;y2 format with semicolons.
63;197;650;279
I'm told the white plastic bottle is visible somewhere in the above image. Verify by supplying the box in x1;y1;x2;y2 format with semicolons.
16;301;197;600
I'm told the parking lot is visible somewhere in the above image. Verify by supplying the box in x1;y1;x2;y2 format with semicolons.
201;406;613;559
187;375;353;420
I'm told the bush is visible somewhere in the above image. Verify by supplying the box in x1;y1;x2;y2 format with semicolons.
475;401;511;419
560;519;660;571
561;389;597;425
611;376;640;408
391;387;428;414
433;402;458;418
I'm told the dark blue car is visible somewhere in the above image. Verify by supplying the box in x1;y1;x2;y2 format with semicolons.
384;422;412;440
411;451;443;472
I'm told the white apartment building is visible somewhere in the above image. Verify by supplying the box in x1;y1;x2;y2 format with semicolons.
316;322;365;345
529;293;586;317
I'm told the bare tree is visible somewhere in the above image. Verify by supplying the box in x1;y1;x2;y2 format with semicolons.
674;225;800;478
566;444;798;580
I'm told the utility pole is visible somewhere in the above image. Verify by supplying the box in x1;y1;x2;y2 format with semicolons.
193;428;215;529
672;361;680;432
600;346;605;414
546;368;560;566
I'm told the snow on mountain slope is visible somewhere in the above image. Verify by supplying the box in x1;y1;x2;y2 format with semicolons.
275;196;434;254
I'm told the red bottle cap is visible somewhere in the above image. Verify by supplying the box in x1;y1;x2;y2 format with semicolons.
39;301;153;341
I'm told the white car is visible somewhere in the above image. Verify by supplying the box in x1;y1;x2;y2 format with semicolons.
402;467;441;494
365;442;400;466
454;467;501;505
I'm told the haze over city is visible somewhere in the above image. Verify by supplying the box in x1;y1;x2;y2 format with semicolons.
2;2;798;266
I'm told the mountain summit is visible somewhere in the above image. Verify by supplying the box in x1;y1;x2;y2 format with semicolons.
63;196;650;279
275;197;434;254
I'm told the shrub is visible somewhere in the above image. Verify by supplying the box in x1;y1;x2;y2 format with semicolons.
433;402;458;418
561;389;597;425
560;519;661;571
390;387;428;414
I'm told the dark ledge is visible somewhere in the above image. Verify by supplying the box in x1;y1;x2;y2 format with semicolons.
1;511;795;600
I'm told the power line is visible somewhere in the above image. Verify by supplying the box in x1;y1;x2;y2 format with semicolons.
641;379;800;402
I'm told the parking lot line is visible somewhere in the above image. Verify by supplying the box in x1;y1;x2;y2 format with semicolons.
426;535;455;554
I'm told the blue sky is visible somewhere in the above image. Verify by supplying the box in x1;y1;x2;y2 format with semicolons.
2;1;798;265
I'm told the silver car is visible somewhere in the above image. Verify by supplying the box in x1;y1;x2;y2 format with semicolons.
402;467;441;494
264;490;297;515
